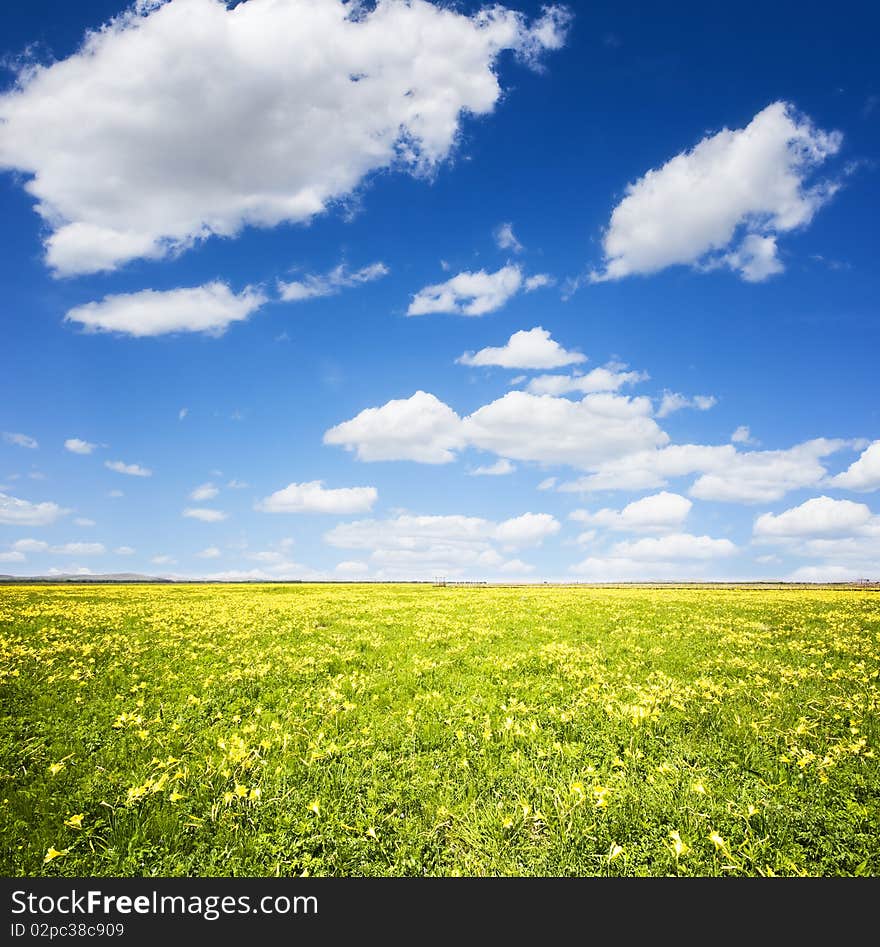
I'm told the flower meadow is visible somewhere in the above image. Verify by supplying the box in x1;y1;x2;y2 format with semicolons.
1;583;877;877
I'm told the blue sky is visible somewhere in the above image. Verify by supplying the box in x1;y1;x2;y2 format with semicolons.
1;0;878;581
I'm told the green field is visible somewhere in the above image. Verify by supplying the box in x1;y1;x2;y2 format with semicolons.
1;583;878;876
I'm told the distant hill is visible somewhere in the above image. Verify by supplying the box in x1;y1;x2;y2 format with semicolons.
0;573;173;583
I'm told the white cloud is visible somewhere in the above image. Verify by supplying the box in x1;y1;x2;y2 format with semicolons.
592;102;842;282
326;510;559;578
108;490;124;498
0;0;568;276
256;480;377;514
408;264;529;317
462;392;666;469
182;507;227;522
537;477;557;491
499;558;534;574
190;482;219;502
494;222;523;253
324;391;464;464
524;274;554;291
196;546;222;559
572;492;692;533
457;327;586;370
74;517;96;527
151;555;176;566
49;542;105;555
64;438;97;454
227;479;249;489
656;391;717;418
328;388;666;470
609;533;737;561
0;550;26;562
831;441;880;492
66;282;266;337
754;496;873;538
114;546;135;555
0;493;68;526
3;432;38;449
731;425;757;445
470;459;516;476
178;408;189;421
106;460;152;477
524;366;647;396
408;266;554;318
494;512;560;547
689;438;848;503
278;261;388;302
335;560;369;575
13;539;49;553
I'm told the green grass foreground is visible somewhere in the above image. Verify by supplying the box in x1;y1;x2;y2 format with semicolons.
1;583;878;876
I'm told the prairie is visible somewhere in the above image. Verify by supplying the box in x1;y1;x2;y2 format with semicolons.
1;583;877;876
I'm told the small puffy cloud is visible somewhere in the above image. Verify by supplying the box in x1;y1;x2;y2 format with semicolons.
0;550;26;562
114;546;135;555
537;477;557;491
108;490;124;498
256;480;378;515
151;555;176;566
66;282;267;337
178;408;189;421
3;432;38;449
787;564;872;582
831;441;880;492
525;366;647;396
105;460;152;477
499;558;534;574
49;542;105;555
408;264;527;317
572;492;692;533
278;262;388;302
13;539;49;552
462;392;667;469
190;482;219;502
65;438;98;454
656;392;717;418
470;459;516;476
196;546;222;559
592;102;842;282
227;479;249;489
324;391;464;464
335;560;370;576
609;533;737;561
493;512;560;547
731;425;758;445
0;0;567;275
754;496;873;539
457;327;586;370
74;517;96;527
182;507;227;522
0;493;68;526
408;266;552;318
494;222;523;253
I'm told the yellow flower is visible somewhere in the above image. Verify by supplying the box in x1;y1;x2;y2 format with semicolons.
64;814;84;830
249;787;261;801
307;799;320;816
669;830;688;857
234;784;248;798
708;831;728;851
43;847;68;863
366;826;377;839
168;791;185;803
691;782;706;795
48;762;65;777
608;844;624;861
223;791;235;805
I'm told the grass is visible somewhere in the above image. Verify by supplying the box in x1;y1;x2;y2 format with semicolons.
0;582;878;876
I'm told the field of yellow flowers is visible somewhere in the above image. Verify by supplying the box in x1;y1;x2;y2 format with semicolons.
1;583;877;876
